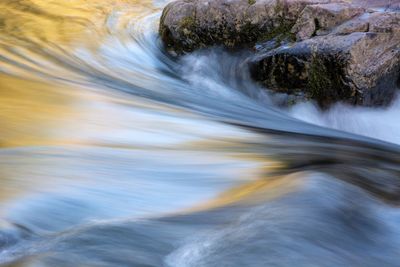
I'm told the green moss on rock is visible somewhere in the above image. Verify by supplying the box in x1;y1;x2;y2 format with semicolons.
307;53;351;107
257;22;296;43
256;1;296;44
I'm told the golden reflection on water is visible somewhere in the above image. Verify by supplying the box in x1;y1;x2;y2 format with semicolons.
0;73;93;203
0;0;156;44
0;0;295;220
0;0;151;145
0;74;80;147
183;172;301;213
0;72;290;213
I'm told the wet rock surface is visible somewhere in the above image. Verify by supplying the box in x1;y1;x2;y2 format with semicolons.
159;0;400;107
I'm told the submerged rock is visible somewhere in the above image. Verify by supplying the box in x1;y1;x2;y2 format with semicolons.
159;0;400;107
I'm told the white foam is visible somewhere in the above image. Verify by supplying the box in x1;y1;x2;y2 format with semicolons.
289;95;400;145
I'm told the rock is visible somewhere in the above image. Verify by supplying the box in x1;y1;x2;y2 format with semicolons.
250;11;400;107
291;3;365;41
250;30;400;106
159;0;338;53
353;0;400;10
159;0;400;106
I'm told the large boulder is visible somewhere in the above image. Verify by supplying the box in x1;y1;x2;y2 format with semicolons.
159;0;400;106
249;11;400;106
159;0;339;54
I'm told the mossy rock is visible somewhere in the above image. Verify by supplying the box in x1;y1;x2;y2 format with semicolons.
159;0;305;53
159;0;400;107
250;32;400;107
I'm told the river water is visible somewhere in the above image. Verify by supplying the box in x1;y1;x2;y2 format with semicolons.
1;1;400;266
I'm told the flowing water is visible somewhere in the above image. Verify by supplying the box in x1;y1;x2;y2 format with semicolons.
1;1;400;266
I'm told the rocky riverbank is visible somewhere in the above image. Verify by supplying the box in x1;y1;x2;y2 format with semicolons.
159;0;400;107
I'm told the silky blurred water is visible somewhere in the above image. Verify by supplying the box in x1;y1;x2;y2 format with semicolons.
1;1;400;266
